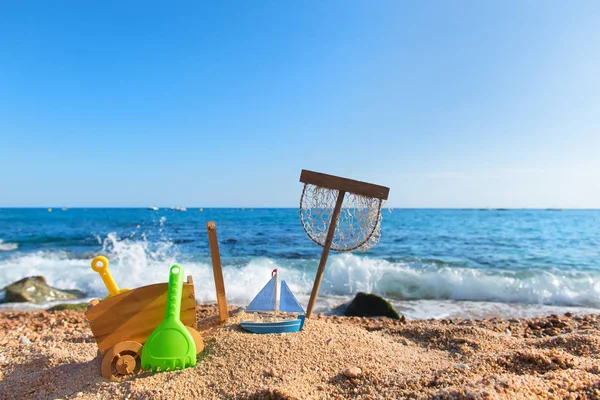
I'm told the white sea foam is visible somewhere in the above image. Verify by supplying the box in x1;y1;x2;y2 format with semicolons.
0;233;313;309
1;234;599;319
0;240;18;251
390;300;600;320
321;253;600;308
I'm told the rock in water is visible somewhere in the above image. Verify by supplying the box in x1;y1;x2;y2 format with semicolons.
328;301;351;316
343;292;401;320
0;276;86;304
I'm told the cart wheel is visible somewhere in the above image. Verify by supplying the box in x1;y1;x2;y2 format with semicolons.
101;341;143;381
187;326;205;354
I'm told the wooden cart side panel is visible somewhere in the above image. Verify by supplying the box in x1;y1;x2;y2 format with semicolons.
86;278;196;352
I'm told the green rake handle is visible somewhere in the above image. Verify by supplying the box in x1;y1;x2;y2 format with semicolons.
166;265;183;319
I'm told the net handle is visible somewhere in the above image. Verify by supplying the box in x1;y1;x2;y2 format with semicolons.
299;183;383;252
305;189;345;318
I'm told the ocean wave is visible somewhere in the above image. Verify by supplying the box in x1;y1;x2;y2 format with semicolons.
0;234;599;311
0;240;18;251
321;254;600;308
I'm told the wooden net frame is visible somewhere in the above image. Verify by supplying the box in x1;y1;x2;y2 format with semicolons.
298;170;390;317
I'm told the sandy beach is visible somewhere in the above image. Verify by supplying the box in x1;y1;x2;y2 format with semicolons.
0;304;599;400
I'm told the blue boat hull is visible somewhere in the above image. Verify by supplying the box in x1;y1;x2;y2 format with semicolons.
241;315;306;334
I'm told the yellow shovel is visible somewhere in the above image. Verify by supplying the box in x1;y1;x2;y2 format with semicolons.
91;255;129;298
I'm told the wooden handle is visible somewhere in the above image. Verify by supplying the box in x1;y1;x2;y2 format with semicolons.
207;221;229;323
305;191;346;318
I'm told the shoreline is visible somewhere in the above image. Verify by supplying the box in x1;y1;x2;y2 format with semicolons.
1;297;599;321
1;304;599;399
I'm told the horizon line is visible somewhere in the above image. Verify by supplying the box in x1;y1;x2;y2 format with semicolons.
0;206;598;210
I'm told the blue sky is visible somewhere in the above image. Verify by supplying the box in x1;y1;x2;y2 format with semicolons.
1;1;598;208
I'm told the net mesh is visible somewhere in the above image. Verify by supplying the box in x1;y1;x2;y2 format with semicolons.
299;183;384;252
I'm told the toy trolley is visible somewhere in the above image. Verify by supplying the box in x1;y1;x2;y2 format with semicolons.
85;256;204;380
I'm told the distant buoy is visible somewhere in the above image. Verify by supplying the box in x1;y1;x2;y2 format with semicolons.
200;208;203;212
48;208;52;212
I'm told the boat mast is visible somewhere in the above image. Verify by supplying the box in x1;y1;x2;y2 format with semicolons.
273;269;279;316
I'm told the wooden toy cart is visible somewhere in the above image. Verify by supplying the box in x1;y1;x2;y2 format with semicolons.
85;276;204;380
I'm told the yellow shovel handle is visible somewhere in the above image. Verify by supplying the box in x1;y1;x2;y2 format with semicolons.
91;255;120;297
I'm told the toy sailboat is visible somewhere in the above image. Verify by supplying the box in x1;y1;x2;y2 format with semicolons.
240;269;306;334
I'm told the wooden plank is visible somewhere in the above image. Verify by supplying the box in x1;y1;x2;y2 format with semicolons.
300;170;389;200
207;221;229;323
86;278;197;352
305;191;346;318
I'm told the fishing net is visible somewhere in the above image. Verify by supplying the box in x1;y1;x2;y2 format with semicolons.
299;183;384;252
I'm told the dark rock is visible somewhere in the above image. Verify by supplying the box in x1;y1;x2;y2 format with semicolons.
343;292;401;320
325;301;351;316
0;276;86;304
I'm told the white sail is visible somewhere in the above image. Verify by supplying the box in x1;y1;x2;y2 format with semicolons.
279;280;305;314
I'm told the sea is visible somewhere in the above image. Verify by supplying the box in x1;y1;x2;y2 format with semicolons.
0;208;599;320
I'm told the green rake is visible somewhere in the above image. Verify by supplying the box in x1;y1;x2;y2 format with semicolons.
141;265;197;372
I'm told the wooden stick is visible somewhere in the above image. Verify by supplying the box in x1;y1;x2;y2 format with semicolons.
305;190;346;318
207;221;229;323
273;269;279;316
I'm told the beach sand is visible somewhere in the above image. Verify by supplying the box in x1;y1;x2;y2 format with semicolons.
1;305;599;400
